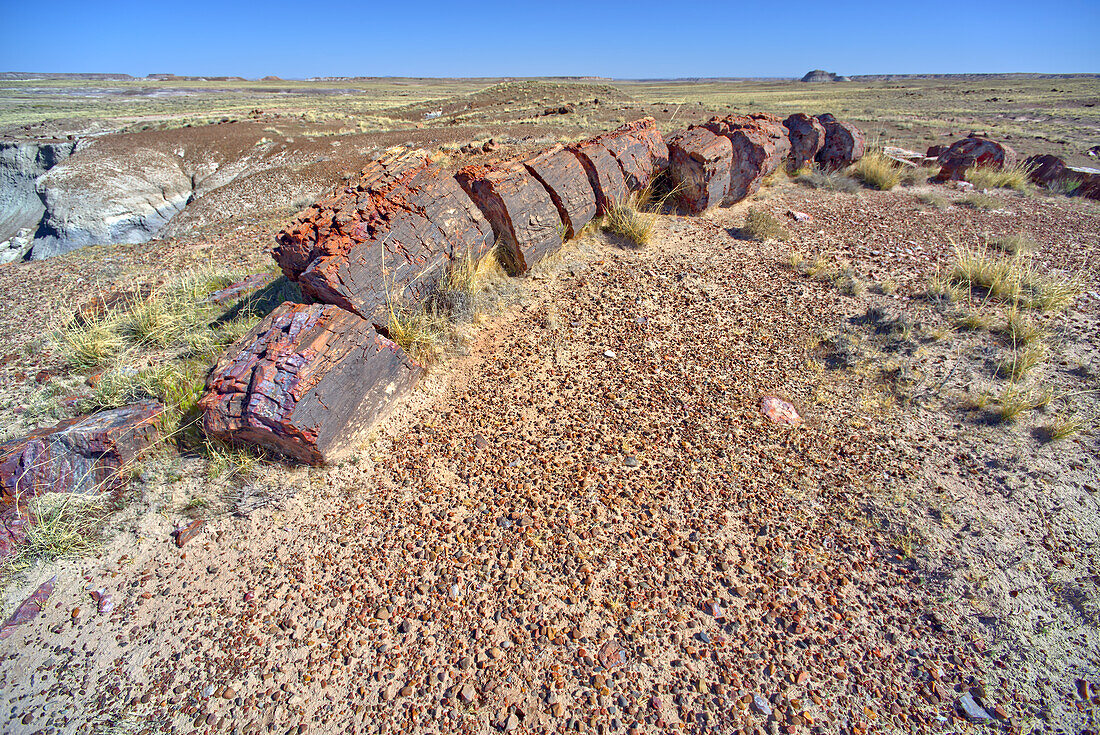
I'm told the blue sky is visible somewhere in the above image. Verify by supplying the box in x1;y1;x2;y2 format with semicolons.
2;0;1097;78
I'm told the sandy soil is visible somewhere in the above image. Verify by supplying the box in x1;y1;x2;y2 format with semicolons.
0;178;1097;734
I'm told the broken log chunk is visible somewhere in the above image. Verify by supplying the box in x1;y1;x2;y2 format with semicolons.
783;113;826;171
0;401;162;504
568;140;629;216
595;117;669;191
815;114;867;169
456;162;565;274
273;148;493;319
522;145;598;239
702;114;791;203
666;127;732;214
199;302;421;466
934;135;1016;182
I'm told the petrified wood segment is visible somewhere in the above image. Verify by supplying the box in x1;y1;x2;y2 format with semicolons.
702;114;792;203
568;140;629;216
596;117;669;191
456;162;564;274
783;113;826;171
0;401;162;503
273;149;493;318
199;303;421;466
815;114;867;169
934;135;1017;182
666;127;732;214
522;145;597;239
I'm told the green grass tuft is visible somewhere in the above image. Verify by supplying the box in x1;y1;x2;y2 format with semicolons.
850;152;904;191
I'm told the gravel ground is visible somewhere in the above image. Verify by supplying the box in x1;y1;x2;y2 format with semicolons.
0;179;1098;735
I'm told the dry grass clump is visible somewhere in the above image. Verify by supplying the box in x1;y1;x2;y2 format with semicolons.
953;309;993;332
999;308;1045;345
850;152;904;191
959;192;1001;210
2;495;107;574
916;191;949;210
948;245;1079;311
385;302;446;366
52;270;274;435
795;167;860;194
1038;413;1086;442
989;234;1036;255
603;198;656;246
743;208;789;242
996;384;1052;423
966;163;1034;192
996;342;1048;382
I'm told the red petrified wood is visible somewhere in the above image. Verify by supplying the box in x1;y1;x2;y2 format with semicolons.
522;145;598;239
815;114;867;169
702;114;792;203
783;113;827;171
666;127;733;214
569;139;630;216
594;117;669;191
273;149;494;319
456;161;565;274
199;302;422;466
935;135;1017;182
0;401;162;504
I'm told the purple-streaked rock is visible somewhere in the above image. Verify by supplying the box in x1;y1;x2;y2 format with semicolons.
199;302;421;466
934;135;1017;182
815;114;866;169
0;401;162;504
522;145;597;239
783;114;826;171
273;149;493;319
456;161;565;274
702;114;792;203
666;127;732;213
569;139;630;216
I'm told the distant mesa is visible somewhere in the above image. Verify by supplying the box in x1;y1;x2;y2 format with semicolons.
801;70;850;83
261;75;283;82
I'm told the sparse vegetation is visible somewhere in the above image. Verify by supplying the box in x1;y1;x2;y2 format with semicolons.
1039;413;1086;442
948;245;1079;311
916;191;949;210
850;151;904;191
990;234;1036;255
743;208;789;242
997;342;1048;382
2;495;106;573
997;385;1052;423
795;167;860;193
959;192;1001;210
966;163;1034;192
603;197;657;246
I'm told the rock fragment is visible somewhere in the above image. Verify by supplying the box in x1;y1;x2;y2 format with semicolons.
666;127;732;213
594;117;669;190
569;139;630;216
457;160;565;274
0;577;55;640
273;148;494;318
198;302;421;465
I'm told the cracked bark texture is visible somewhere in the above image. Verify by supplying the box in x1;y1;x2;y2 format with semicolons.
199;303;421;466
667;127;733;214
702;114;792;203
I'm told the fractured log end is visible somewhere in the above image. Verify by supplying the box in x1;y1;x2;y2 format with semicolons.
667;127;732;214
199;302;421;466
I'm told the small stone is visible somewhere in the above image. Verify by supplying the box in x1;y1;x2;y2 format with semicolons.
488;646;504;660
623;457;639;468
603;350;616;359
459;683;477;705
458;656;472;670
958;692;991;722
751;694;772;717
375;608;391;621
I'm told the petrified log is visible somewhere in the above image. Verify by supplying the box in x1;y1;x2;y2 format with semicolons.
568;139;629;215
522;145;597;239
0;401;162;504
595;118;669;191
456;162;564;274
666;127;732;214
702;114;792;203
783;114;826;171
273;149;494;319
1024;154;1069;188
199;302;421;465
934;135;1016;182
815;114;866;169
